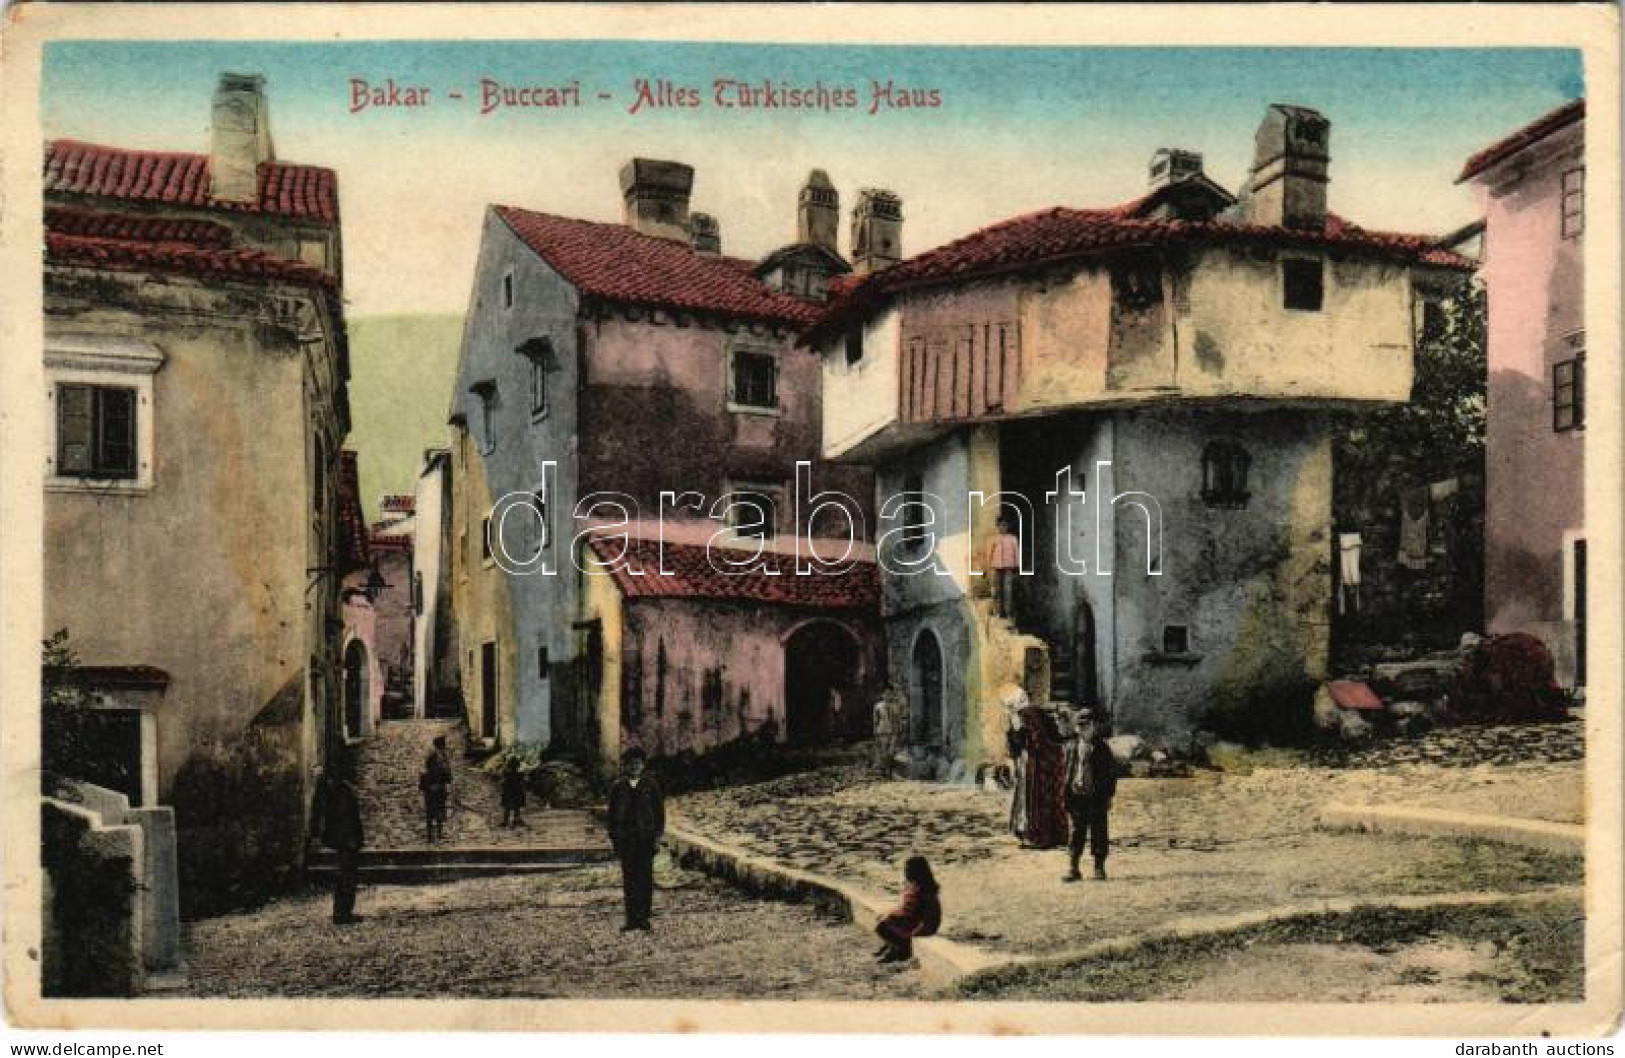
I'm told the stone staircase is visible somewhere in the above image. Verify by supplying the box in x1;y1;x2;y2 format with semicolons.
310;718;614;883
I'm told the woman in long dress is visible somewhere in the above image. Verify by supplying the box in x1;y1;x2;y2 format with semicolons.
1002;687;1070;849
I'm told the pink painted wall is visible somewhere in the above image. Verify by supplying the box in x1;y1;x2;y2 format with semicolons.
340;578;383;737
1472;118;1585;684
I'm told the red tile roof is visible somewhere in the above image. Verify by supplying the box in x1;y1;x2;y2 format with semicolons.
807;200;1474;341
587;535;878;610
45;139;339;224
45;206;233;247
337;450;371;571
494;205;820;328
1458;99;1585;183
45;206;338;289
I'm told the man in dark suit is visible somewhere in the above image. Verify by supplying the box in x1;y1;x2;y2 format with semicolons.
310;749;366;925
1062;705;1118;883
606;747;664;932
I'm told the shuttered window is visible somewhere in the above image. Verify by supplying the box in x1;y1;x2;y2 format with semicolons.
56;384;136;479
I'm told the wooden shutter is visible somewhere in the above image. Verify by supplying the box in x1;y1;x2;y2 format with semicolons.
57;384;94;474
98;387;136;478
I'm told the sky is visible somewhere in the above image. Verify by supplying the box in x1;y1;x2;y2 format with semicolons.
42;42;1583;317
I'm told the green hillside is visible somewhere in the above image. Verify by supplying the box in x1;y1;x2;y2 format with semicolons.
345;314;465;523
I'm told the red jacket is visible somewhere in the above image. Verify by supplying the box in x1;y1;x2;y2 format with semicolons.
880;882;942;938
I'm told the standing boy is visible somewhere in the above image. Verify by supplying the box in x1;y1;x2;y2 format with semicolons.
606;747;665;931
986;514;1021;621
1062;706;1118;882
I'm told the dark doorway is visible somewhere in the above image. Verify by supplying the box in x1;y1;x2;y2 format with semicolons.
343;639;367;739
480;641;498;740
911;629;944;747
1073;598;1099;706
784;622;859;744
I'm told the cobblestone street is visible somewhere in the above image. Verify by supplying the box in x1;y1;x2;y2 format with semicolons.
672;720;1585;957
184;865;921;999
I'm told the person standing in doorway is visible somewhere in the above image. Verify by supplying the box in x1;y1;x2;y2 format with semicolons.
606;747;665;932
987;514;1021;622
1062;705;1118;883
419;734;453;842
310;751;365;925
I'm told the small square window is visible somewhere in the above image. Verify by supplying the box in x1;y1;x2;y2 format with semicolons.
1111;257;1162;313
1561;168;1584;239
730;349;778;411
1201;441;1252;509
1162;625;1190;656
1553;356;1585;431
1282;258;1323;312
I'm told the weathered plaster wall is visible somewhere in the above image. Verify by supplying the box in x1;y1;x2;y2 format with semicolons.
1473;121;1585;683
451;209;582;746
821;309;900;459
1107;409;1332;739
447;424;519;745
370;545;415;705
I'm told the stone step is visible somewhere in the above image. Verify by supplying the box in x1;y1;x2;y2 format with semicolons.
307;860;603;883
310;844;614;867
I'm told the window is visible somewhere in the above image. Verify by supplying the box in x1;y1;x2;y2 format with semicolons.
518;337;555;419
502;269;514;310
412;571;424;616
1201;441;1252;508
1561;168;1584;239
729;349;778;411
481;515;493;565
1111;257;1162;312
845;326;864;367
1162;625;1190;656
901;471;927;556
1282;258;1323;312
537;646;550;680
725;484;779;539
1554;356;1585;431
470;381;498;454
531;482;551;554
56;383;136;479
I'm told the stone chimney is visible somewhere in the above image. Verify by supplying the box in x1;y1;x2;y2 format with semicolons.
209;72;275;203
850;189;903;276
1244;104;1330;230
797;169;839;252
1148;148;1204;190
619;158;694;242
691;212;721;255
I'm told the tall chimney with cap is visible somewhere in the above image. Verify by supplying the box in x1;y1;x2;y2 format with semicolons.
1148;148;1205;191
850;189;903;276
619;158;694;242
1244;104;1330;230
690;212;721;255
798;169;840;252
210;72;275;203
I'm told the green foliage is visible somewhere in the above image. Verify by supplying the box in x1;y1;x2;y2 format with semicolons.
1336;281;1487;483
40;629;105;797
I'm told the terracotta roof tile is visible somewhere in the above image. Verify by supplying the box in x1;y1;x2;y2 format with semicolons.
1458;99;1585;183
46;139;339;224
337;451;370;571
587;535;878;610
807;201;1474;340
494;206;819;328
45;207;339;289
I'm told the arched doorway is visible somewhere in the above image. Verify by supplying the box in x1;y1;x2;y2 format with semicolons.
1073;599;1098;706
783;621;860;744
911;629;944;747
343;639;368;740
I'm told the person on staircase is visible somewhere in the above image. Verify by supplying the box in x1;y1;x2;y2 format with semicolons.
419;734;453;843
309;749;365;925
986;514;1022;623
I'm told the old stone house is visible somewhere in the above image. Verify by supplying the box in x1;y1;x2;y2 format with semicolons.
412;448;462;719
1459;99;1587;690
41;72;351;909
806;105;1474;772
446;160;879;763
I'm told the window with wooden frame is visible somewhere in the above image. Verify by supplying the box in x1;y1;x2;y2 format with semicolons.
517;337;556;420
55;383;137;480
1561;167;1584;239
1553;355;1585;431
728;348;779;412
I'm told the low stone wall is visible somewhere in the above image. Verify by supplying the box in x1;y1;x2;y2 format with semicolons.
1318;802;1584;855
41;781;184;995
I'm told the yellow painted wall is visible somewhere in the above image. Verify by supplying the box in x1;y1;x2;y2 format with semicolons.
447;425;520;744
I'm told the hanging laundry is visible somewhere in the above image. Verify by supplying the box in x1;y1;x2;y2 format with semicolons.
1338;532;1362;614
1398;486;1431;570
